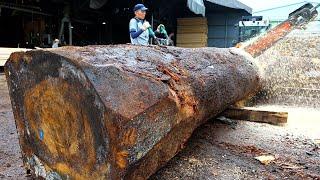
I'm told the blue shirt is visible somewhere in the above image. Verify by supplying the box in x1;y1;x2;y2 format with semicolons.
129;18;149;45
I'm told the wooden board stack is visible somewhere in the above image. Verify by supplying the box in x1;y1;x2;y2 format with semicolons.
176;17;208;48
0;48;29;66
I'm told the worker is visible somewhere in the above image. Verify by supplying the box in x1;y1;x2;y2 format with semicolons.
52;39;60;48
129;4;151;45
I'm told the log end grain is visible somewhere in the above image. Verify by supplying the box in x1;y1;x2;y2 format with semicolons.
5;51;111;179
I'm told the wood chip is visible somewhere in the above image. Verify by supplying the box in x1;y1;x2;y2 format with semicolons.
280;162;304;169
255;155;275;165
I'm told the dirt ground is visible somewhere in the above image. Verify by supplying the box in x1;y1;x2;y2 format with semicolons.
0;73;319;180
0;73;26;179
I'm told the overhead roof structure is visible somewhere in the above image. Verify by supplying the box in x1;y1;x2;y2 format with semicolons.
253;1;320;20
187;0;252;16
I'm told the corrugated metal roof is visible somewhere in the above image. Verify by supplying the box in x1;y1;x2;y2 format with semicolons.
253;2;320;21
187;0;206;16
206;0;252;13
188;0;252;16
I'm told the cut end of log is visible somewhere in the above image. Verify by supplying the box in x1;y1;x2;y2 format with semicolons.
6;51;111;179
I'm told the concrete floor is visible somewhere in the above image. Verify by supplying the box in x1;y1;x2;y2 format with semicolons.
0;73;319;179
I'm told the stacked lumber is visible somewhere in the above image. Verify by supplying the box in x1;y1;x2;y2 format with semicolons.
176;17;208;48
0;48;29;66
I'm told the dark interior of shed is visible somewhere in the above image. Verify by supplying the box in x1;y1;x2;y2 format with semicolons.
0;0;197;48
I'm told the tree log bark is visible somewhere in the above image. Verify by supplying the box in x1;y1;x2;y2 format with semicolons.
5;45;261;179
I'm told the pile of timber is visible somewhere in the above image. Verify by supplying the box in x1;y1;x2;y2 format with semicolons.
5;45;261;179
0;48;29;66
176;17;208;48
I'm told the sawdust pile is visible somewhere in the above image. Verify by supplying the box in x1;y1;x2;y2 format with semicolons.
251;29;320;108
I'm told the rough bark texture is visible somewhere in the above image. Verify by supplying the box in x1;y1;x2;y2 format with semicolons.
5;44;261;179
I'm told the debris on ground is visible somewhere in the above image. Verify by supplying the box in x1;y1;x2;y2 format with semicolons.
250;31;320;108
216;116;238;129
279;162;304;170
255;155;275;165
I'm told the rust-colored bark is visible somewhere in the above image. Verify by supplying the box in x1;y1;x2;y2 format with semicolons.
5;45;261;179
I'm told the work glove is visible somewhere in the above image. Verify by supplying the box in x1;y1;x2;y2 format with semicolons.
157;24;165;32
141;21;151;31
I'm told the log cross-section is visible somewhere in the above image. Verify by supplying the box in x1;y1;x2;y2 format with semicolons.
5;45;261;179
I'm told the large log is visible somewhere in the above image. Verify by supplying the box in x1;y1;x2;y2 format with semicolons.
5;45;261;179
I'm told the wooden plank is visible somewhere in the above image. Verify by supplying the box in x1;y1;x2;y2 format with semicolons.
177;17;207;26
177;27;208;34
176;40;207;43
176;40;207;44
177;33;207;43
176;43;207;48
176;18;208;46
0;48;29;66
221;107;288;125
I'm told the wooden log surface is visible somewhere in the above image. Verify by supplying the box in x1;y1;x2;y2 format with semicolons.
5;45;261;179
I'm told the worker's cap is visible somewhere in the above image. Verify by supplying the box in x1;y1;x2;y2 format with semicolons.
133;4;148;12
